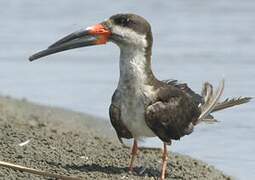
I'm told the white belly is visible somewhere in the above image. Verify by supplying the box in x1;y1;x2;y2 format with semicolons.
120;91;155;138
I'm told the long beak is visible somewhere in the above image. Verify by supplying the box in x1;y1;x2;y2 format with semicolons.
29;24;111;61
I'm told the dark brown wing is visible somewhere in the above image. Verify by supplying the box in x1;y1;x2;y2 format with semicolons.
165;79;216;120
163;79;203;105
109;90;132;143
145;85;200;143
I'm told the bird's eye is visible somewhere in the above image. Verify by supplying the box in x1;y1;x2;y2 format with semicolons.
122;18;129;26
116;17;130;27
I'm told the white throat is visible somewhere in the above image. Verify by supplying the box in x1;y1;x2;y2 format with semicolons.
118;46;149;88
110;24;151;88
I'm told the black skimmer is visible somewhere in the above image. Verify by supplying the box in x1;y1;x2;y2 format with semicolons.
29;14;251;180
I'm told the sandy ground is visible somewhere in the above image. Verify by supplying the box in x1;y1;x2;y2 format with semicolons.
0;96;233;180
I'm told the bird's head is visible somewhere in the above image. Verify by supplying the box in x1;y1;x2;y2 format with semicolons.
29;13;152;61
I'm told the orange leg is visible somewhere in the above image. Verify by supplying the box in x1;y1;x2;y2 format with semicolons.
160;143;168;180
128;139;138;173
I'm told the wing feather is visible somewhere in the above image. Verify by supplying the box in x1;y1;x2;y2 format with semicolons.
145;86;200;142
109;91;133;143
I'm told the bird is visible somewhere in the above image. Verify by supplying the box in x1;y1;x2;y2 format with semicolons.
29;13;251;180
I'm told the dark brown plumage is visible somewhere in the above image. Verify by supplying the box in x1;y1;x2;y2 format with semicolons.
145;84;200;142
109;91;132;142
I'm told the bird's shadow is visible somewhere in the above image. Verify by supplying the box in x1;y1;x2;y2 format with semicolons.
63;163;160;177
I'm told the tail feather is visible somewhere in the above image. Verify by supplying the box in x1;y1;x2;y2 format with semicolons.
197;79;225;123
201;82;213;103
212;97;252;112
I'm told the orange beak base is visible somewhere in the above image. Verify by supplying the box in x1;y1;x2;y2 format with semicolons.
87;24;111;45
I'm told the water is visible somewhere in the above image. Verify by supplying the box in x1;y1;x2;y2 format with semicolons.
0;1;254;179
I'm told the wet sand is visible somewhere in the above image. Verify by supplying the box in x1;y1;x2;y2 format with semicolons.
0;96;232;179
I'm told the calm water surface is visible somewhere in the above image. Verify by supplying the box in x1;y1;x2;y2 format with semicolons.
0;1;254;179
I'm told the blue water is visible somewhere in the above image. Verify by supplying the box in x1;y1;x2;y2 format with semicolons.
0;1;254;179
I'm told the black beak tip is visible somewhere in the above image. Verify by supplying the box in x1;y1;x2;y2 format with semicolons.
29;52;43;61
29;55;36;62
28;56;33;61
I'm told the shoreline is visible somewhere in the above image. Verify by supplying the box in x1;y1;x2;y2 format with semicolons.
0;96;232;179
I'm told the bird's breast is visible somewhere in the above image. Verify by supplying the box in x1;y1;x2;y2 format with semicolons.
118;85;155;138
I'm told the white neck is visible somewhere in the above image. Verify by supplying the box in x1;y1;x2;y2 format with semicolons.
118;46;150;89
